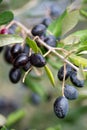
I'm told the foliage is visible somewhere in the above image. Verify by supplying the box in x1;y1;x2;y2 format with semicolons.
0;0;87;130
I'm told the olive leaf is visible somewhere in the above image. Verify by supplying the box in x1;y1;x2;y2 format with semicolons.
69;54;87;67
1;126;7;130
76;45;87;54
47;9;79;37
62;30;87;45
26;37;42;53
24;75;45;97
77;66;85;80
47;10;67;37
0;34;24;47
80;9;87;18
6;109;25;127
0;11;14;25
61;10;79;36
44;65;55;87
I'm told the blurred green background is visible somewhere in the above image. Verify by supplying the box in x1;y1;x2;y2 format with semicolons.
0;0;87;130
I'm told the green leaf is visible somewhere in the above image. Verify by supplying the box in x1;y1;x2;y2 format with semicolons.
26;37;42;53
76;45;87;54
47;10;67;37
63;30;87;45
0;0;3;3
24;75;46;97
6;109;25;127
78;51;87;55
61;10;79;36
0;34;24;47
1;126;7;130
0;11;14;25
77;66;85;80
44;65;55;87
69;54;87;67
47;10;79;37
80;9;87;18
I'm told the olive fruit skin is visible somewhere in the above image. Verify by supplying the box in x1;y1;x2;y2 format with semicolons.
41;17;52;27
54;96;69;118
44;35;56;47
50;5;61;18
9;68;21;83
11;43;23;58
30;53;46;67
0;47;3;52
13;53;29;68
4;46;13;64
31;24;46;36
23;61;31;72
64;85;78;100
70;71;84;87
23;44;30;55
30;93;41;105
57;64;72;81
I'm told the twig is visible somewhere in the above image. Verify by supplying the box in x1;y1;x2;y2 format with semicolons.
6;20;86;72
62;63;66;96
22;67;32;83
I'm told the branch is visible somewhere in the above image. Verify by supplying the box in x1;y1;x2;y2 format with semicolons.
6;20;87;72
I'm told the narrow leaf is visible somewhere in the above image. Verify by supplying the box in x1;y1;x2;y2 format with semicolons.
63;30;87;45
0;11;14;25
69;54;87;67
61;10;79;36
78;51;87;55
44;65;55;87
76;45;87;54
6;109;25;127
47;10;67;37
1;126;7;130
80;9;87;18
0;34;24;47
24;75;45;97
77;66;85;80
26;37;42;53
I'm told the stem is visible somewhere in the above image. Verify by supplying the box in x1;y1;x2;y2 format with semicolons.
62;63;66;96
43;50;51;57
22;67;32;83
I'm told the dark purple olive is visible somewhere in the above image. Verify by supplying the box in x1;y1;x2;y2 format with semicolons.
13;53;29;68
54;96;69;118
30;53;46;67
9;67;21;83
4;46;13;64
57;64;72;81
41;17;52;27
11;43;23;58
44;35;57;47
31;24;46;36
23;44;30;55
0;47;3;53
70;70;84;87
23;61;31;72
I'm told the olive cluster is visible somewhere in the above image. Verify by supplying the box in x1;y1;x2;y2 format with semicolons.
0;28;46;83
31;17;57;48
4;44;46;84
54;64;84;119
